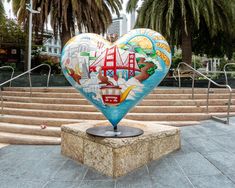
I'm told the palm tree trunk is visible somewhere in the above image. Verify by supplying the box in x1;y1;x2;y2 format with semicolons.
60;22;72;48
181;21;192;66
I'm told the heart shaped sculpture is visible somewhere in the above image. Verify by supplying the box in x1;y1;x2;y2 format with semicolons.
61;28;171;128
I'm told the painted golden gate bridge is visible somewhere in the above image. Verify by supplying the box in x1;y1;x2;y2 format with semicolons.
89;46;140;79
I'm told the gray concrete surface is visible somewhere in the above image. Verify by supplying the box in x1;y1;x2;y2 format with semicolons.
1;117;235;188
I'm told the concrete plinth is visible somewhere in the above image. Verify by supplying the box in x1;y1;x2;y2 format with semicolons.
61;120;181;178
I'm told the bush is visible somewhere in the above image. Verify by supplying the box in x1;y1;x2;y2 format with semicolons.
34;55;61;74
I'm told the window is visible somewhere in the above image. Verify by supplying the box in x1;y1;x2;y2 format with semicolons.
54;48;57;54
48;48;52;53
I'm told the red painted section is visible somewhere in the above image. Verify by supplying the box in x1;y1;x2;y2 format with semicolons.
102;95;120;105
89;46;140;78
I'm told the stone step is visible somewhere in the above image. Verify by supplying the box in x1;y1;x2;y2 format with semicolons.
0;114;83;126
139;99;235;106
0;114;200;127
2;101;235;113
0;122;60;137
126;113;212;121
2;101;98;112
2;95;235;106
3;96;90;105
1;86;233;145
153;88;234;94
1;108;106;120
1;107;227;121
2;91;235;100
2;106;234;120
3;87;77;93
134;106;235;113
3;87;233;94
128;112;235;121
0;132;61;145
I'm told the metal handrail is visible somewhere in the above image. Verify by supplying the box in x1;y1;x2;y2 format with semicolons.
0;66;14;87
224;63;235;85
176;62;232;124
0;64;51;115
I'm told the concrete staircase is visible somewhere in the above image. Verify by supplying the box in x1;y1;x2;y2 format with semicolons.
0;87;234;145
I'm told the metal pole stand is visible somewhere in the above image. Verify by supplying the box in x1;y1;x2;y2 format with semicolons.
86;125;144;138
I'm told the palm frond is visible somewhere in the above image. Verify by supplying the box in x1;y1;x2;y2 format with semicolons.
126;0;139;13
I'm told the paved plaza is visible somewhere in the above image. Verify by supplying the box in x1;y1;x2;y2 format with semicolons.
1;118;235;188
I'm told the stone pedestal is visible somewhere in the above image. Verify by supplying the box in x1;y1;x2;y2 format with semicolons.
61;120;181;178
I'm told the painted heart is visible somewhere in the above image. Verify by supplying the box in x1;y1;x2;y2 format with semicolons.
61;28;171;127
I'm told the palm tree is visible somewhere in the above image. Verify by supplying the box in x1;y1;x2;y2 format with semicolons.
11;0;122;47
0;0;5;22
127;0;235;65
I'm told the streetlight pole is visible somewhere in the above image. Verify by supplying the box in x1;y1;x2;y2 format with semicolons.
27;0;32;71
26;0;40;71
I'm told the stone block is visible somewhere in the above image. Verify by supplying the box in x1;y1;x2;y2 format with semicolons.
61;120;181;177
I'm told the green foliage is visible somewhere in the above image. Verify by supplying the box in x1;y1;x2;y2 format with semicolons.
219;58;235;77
171;51;203;69
218;58;228;71
0;0;4;22
127;0;234;41
232;52;235;61
193;27;235;59
171;56;182;69
127;0;235;63
171;51;182;69
12;0;122;47
36;55;61;74
0;19;25;45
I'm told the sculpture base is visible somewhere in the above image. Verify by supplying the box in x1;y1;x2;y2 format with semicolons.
86;125;143;138
61;120;181;178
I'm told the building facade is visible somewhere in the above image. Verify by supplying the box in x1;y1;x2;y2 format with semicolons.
107;14;128;37
42;14;128;57
42;37;61;57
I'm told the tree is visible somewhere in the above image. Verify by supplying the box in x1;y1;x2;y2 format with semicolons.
193;22;235;59
0;18;26;70
11;0;122;48
127;0;235;65
0;19;25;44
0;0;5;22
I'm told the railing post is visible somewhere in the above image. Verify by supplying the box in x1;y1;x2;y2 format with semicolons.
224;68;228;85
192;71;195;99
226;87;232;124
0;64;51;113
206;81;211;113
46;65;51;87
28;72;32;97
177;62;232;124
9;67;14;87
0;87;3;116
0;66;15;87
178;68;181;88
224;63;235;86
